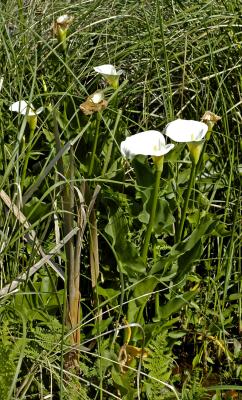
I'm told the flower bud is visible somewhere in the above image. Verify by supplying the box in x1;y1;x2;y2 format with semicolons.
53;15;74;51
94;64;123;89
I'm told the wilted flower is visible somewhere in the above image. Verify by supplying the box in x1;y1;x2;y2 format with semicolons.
201;111;221;126
80;91;108;115
121;130;174;169
53;14;74;50
94;64;122;89
9;100;43;131
164;119;208;164
201;111;221;140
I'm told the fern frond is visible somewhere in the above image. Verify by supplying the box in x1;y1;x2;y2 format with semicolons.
144;330;174;400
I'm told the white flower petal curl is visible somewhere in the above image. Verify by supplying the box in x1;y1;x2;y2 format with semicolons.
164;119;208;143
56;15;69;24
120;130;174;160
9;101;43;116
35;107;44;115
93;64;122;77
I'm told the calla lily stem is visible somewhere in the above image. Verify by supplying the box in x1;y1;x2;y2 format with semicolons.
88;112;101;177
177;161;196;242
141;158;163;264
195;141;207;174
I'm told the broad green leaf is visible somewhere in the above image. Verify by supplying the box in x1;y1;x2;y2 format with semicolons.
229;293;242;300
132;157;155;224
154;198;175;234
112;368;137;399
24;197;51;224
133;276;159;306
132;156;155;189
42;128;54;143
97;286;120;301
92;317;113;335
40;276;53;305
105;209;145;277
168;331;187;339
175;239;203;282
158;288;199;319
151;215;217;276
127;301;140;328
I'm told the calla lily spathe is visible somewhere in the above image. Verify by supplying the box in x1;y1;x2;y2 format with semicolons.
94;64;122;89
121;130;174;160
164;118;208;165
164;119;208;143
9;100;43;116
94;64;122;76
9;100;43;131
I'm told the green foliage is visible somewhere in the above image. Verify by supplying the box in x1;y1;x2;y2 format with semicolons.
180;369;206;400
144;329;174;399
0;340;17;399
105;208;146;277
62;378;91;400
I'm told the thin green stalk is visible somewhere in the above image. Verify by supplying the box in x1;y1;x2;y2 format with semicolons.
88;112;101;177
17;0;25;37
102;109;122;176
52;109;74;397
7;311;26;400
222;200;239;312
196;141;207;175
157;0;174;120
177;162;196;242
112;259;125;344
21;127;35;190
141;160;163;264
216;141;234;278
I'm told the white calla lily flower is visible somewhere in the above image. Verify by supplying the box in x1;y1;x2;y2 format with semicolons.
164;119;208;143
94;64;122;88
121;130;174;160
94;64;122;77
9;100;43;131
9;100;43;116
164;119;208;165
